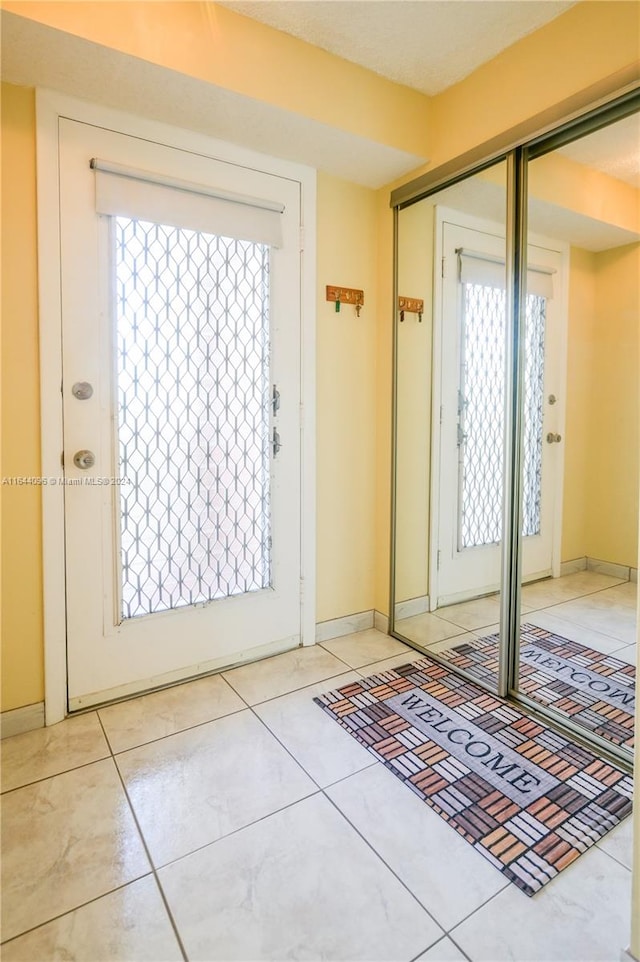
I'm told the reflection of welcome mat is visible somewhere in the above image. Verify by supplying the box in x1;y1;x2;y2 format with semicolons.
314;658;632;896
440;625;635;750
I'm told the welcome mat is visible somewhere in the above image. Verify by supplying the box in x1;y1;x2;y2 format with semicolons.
438;624;635;750
314;657;633;896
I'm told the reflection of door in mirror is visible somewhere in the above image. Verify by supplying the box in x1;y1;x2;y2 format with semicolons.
434;213;565;608
394;162;510;689
516;113;639;756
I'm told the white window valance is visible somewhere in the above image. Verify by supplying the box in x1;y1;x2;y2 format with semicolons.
91;158;284;248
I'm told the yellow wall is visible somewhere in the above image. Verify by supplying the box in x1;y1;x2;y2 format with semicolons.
561;244;640;568
1;83;44;711
316;173;378;621
394;202;434;604
1;1;432;159
587;243;640;566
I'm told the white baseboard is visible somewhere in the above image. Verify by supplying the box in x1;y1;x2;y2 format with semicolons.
374;610;389;634
560;556;636;582
560;557;587;576
587;557;632;580
315;608;392;642
315;610;374;643
394;595;430;620
1;702;45;739
620;948;638;962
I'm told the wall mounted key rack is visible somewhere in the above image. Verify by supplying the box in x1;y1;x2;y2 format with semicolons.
398;296;424;322
326;285;365;316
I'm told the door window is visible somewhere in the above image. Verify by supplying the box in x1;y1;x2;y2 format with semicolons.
115;217;272;619
458;278;548;550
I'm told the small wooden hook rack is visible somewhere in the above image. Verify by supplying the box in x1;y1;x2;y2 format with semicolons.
326;285;364;317
398;296;424;322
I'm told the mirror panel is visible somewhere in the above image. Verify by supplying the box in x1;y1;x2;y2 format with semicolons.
394;160;509;694
517;113;639;757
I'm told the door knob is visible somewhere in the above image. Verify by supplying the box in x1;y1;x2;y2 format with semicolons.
73;449;96;469
546;432;562;444
71;381;93;400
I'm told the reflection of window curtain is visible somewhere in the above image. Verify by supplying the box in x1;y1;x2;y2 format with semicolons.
457;255;551;549
457;248;555;299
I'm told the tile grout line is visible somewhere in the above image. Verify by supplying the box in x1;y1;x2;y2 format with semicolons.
245;699;452;940
102;704;248;756
94;712;191;962
220;664;355;708
0;874;155;948
530;605;634;644
105;689;518;962
443;932;475;962
445;879;512;941
109;657;522;942
594;839;633;875
0;749;112;796
320;789;449;940
102;662;357;757
408;931;475;962
150;790;324;874
4;591;632;956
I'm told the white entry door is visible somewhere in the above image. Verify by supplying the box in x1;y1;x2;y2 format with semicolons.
434;211;566;606
59;119;304;708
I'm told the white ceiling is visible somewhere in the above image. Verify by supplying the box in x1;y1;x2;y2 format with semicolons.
219;0;575;96
558;113;640;188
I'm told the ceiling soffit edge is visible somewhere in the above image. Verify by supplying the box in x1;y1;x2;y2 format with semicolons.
391;65;640;209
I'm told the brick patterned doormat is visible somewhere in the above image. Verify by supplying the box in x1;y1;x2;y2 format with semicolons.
314;653;633;896
434;625;635;751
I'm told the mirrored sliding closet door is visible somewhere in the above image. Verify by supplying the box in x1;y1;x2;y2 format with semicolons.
514;110;640;759
390;90;639;768
394;160;509;698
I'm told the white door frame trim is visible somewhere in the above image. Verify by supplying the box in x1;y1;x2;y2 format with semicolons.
36;89;317;724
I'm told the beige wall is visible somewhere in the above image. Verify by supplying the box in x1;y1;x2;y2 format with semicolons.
394;202;434;604
561;244;640;568
316;173;378;622
1;84;44;711
588;243;640;566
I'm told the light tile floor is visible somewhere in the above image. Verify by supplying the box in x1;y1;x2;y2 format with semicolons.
1;572;636;961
